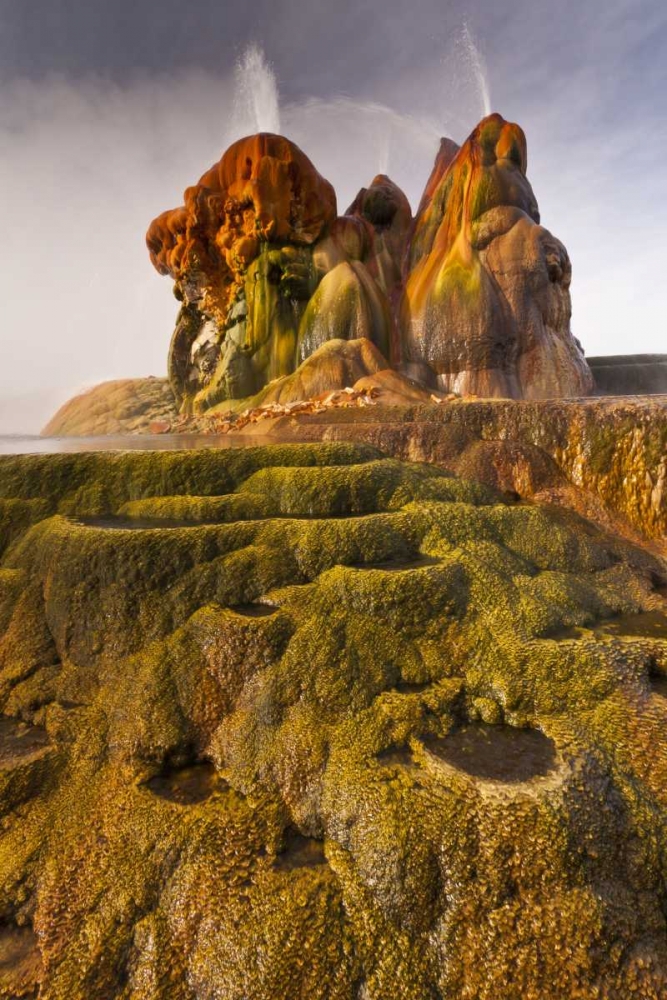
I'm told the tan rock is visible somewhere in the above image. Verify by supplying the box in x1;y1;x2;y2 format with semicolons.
42;378;177;437
241;337;388;407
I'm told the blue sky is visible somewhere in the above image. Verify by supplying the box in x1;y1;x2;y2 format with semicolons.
0;0;665;430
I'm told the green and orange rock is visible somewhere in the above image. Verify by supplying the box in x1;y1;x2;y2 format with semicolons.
147;118;592;414
147;134;396;412
400;114;593;398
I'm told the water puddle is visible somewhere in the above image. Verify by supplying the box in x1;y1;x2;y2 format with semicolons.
543;624;583;640
274;828;327;871
651;676;667;699
70;512;372;531
0;924;42;994
145;762;226;805
229;603;279;618
376;745;414;766
545;611;667;642
422;723;556;783
0;434;285;455
393;681;430;694
0;716;50;768
596;611;667;640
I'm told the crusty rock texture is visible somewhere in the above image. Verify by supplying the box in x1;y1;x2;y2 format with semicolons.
155;390;667;549
146;118;592;417
0;443;666;998
401;114;593;399
146;134;399;412
346;174;413;358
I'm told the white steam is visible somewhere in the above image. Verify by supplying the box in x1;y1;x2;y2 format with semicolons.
461;22;492;118
233;44;280;134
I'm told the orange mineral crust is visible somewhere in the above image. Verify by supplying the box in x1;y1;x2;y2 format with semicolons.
146;134;399;411
146;133;337;324
147;133;337;277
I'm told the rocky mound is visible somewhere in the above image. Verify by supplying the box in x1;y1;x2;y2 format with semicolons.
42;341;447;437
0;444;666;997
145;118;592;418
401;114;593;399
43;378;177;437
146;134;399;412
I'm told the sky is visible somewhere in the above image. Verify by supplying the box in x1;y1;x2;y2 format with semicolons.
0;0;665;432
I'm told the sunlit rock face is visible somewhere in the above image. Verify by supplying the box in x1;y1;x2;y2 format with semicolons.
147;118;593;413
147;133;395;411
401;114;593;399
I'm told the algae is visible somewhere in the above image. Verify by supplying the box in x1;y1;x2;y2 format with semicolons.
0;443;666;998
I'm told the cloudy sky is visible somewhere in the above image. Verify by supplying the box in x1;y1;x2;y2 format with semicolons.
0;0;665;431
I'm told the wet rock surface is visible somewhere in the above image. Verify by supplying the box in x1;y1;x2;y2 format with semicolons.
0;924;42;997
145;762;226;805
402;115;592;399
0;716;49;766
0;442;665;997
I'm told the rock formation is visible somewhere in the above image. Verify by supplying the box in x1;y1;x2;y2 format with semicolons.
42;378;177;438
401;114;593;398
0;444;666;996
146;116;592;414
147;134;397;413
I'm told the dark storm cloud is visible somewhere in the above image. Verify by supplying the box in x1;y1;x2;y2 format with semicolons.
0;0;665;432
0;0;450;92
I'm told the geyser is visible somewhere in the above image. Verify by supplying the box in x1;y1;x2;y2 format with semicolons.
461;21;492;119
233;43;281;135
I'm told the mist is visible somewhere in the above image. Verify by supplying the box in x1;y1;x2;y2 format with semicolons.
0;0;665;433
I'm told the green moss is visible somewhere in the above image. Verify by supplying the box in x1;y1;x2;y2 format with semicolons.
0;498;50;558
0;444;666;997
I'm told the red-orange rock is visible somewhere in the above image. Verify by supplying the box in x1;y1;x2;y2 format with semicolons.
147;134;396;412
147;133;337;329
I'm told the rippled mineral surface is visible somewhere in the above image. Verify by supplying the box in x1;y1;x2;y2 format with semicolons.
0;442;666;998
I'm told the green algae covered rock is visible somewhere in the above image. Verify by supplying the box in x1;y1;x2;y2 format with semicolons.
0;443;666;999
